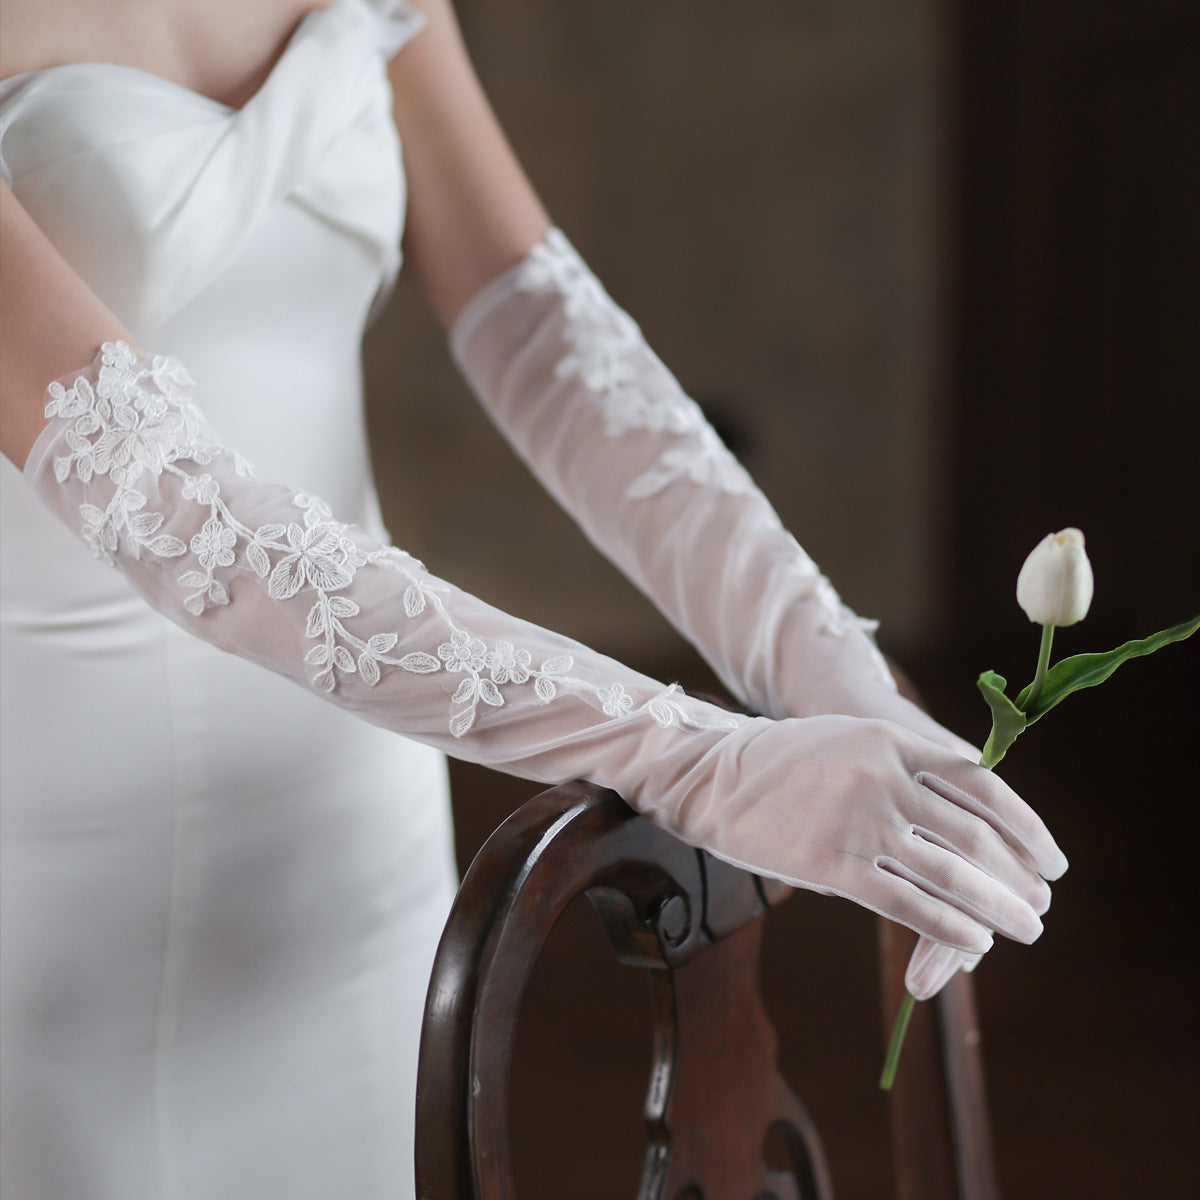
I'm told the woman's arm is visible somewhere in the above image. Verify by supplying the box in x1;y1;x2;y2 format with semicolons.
0;180;133;468
386;0;549;329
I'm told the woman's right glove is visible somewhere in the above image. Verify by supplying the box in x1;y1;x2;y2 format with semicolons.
24;341;1065;959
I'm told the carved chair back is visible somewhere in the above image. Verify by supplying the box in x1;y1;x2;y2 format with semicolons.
415;781;999;1200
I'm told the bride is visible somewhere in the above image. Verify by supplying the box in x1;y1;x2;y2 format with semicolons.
0;2;1066;1197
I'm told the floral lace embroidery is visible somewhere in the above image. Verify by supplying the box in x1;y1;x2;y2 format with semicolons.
513;233;889;671
513;230;759;500
47;343;739;738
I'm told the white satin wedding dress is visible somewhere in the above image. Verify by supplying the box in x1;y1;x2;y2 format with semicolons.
0;3;459;1198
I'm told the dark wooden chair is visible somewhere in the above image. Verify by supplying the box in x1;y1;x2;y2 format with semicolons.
415;780;1001;1199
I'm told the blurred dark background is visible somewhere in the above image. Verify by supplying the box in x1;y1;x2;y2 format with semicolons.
364;1;1200;1195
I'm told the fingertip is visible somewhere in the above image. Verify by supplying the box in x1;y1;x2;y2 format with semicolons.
1043;847;1069;881
904;935;992;999
1015;909;1044;945
906;942;985;1000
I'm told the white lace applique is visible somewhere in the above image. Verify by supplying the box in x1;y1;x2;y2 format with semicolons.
778;532;891;680
513;230;758;500
48;342;739;738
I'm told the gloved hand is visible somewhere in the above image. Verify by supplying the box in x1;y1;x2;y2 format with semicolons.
25;342;1065;961
450;229;1056;993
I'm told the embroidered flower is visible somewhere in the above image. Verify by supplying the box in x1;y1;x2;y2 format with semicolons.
438;628;487;674
190;517;237;570
95;340;142;403
149;355;195;395
94;408;189;482
181;473;220;504
486;641;532;684
599;683;635;717
268;521;354;599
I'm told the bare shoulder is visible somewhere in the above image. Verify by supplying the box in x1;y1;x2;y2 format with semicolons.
0;0;333;106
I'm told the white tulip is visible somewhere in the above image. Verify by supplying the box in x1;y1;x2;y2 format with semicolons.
1016;528;1094;627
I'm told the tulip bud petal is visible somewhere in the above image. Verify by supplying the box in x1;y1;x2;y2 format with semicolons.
1016;528;1094;626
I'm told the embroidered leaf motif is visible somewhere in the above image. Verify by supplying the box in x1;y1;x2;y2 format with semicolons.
246;542;271;578
146;535;187;557
268;560;304;601
450;708;477;739
358;654;381;687
129;512;164;538
400;652;441;674
404;584;427;617
306;604;327;639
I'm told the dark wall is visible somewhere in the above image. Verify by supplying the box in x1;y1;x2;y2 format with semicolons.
940;4;1199;1194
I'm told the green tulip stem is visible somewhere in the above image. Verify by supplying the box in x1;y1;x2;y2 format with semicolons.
1023;624;1056;714
879;991;916;1090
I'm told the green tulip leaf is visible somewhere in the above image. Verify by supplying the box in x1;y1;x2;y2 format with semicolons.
1016;615;1200;724
977;670;1027;770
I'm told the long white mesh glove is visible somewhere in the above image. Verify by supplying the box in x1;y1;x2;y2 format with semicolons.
24;342;1065;965
450;230;1010;996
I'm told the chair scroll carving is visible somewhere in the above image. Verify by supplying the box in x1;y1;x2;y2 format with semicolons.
415;781;832;1200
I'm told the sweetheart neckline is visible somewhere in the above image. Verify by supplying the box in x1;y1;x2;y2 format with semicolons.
0;0;356;117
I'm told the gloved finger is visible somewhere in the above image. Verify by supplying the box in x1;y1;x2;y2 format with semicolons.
877;835;1045;945
855;871;997;955
905;938;971;1000
908;805;1053;916
913;765;1069;881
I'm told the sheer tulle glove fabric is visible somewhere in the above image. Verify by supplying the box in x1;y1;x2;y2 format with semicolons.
450;231;1043;996
24;342;1065;969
